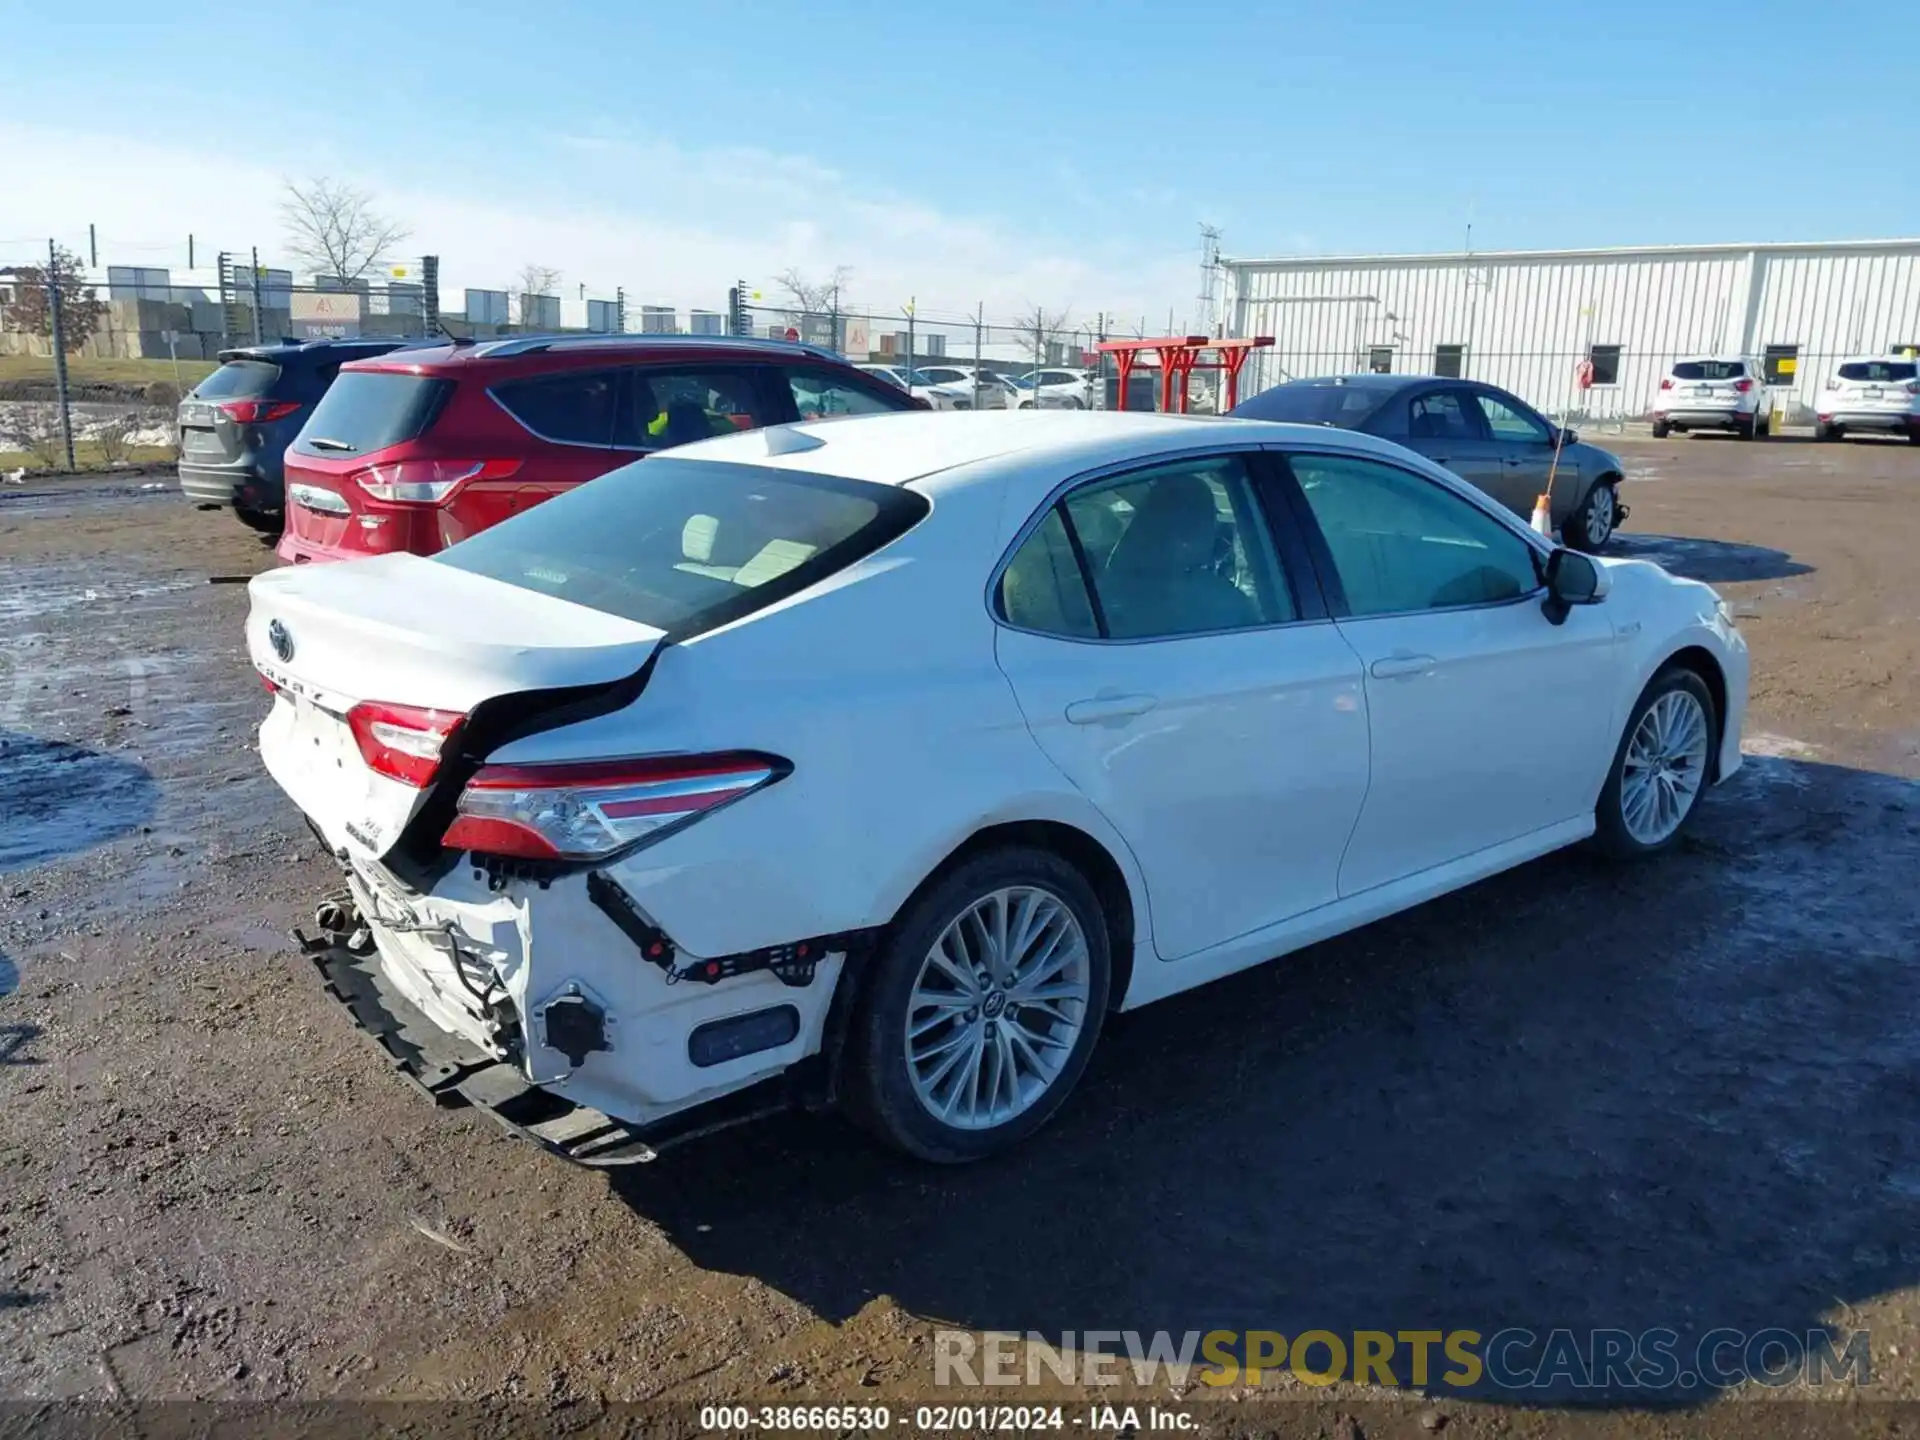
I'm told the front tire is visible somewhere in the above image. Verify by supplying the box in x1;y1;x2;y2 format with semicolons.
842;847;1111;1163
1593;666;1717;859
1650;419;1671;439
1563;479;1618;552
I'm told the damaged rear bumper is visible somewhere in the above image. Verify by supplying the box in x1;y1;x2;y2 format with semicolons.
303;933;803;1165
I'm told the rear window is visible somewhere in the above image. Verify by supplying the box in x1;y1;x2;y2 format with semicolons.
1671;361;1746;381
193;360;281;400
1838;361;1918;383
433;457;929;638
1230;383;1386;427
292;372;451;457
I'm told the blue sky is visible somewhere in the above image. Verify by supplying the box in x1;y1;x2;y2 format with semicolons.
6;0;1916;328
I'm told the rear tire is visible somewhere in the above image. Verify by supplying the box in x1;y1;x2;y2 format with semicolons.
1815;422;1841;442
842;846;1111;1163
1593;666;1718;860
234;504;283;536
1650;419;1671;439
1738;414;1757;441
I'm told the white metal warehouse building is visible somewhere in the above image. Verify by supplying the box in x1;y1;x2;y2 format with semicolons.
1221;238;1920;424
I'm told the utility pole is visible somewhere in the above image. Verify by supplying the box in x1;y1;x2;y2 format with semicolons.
249;245;264;344
88;223;97;268
829;278;841;355
47;240;76;471
973;303;984;408
905;298;916;380
188;233;195;270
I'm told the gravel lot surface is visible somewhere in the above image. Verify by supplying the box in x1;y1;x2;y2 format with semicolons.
1;437;1916;1437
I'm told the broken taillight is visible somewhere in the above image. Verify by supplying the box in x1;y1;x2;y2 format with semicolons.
345;700;465;788
442;753;785;861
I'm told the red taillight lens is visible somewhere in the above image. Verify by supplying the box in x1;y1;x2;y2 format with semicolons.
218;399;301;423
345;700;465;788
1732;378;1753;393
1905;381;1920;396
1659;377;1673;390
442;753;785;861
353;458;522;505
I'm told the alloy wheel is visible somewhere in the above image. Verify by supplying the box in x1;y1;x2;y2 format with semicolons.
903;886;1091;1131
1620;688;1710;845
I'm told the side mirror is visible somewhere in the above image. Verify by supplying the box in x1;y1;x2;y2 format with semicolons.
1541;547;1609;625
1559;426;1580;446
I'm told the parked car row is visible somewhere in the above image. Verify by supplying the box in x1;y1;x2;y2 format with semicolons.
248;407;1747;1165
1649;352;1920;444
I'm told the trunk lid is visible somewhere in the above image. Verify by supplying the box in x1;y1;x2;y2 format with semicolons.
246;554;664;860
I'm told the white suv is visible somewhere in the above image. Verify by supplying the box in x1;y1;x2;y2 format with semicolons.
1011;369;1098;410
1816;356;1920;443
855;363;972;411
916;365;1006;409
1651;357;1774;440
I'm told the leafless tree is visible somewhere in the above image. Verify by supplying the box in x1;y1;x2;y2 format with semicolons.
280;178;409;284
1017;304;1071;375
515;264;562;330
774;266;851;336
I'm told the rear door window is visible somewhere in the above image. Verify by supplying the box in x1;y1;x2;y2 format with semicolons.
1838;361;1918;383
194;360;281;399
1407;390;1479;441
613;368;765;450
491;369;620;447
292;372;451;458
432;458;928;638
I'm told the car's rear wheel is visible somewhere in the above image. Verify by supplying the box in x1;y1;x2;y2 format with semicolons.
1592;666;1717;859
1816;422;1841;442
1739;414;1758;441
1563;479;1618;552
843;847;1110;1162
1650;419;1671;439
234;504;283;536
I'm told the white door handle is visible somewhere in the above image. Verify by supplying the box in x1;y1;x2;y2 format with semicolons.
1065;694;1158;724
1369;653;1437;680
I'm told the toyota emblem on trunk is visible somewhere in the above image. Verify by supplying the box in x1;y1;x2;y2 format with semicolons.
268;619;294;663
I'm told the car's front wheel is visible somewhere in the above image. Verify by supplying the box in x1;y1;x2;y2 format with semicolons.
1563;479;1618;552
1592;666;1717;859
1650;419;1671;439
843;847;1111;1162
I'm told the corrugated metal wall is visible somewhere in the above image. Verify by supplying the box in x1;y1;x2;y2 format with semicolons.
1223;243;1920;422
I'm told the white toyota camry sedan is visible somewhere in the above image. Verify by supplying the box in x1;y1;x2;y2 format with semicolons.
247;411;1748;1165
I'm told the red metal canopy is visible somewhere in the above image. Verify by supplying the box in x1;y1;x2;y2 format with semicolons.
1092;334;1275;414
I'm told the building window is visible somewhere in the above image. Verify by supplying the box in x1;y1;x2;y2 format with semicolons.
1433;344;1466;379
1587;344;1622;387
1366;346;1393;374
1763;345;1800;387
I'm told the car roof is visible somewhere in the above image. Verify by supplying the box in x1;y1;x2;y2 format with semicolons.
1270;373;1424;393
659;409;1419;495
345;332;850;374
216;338;418;364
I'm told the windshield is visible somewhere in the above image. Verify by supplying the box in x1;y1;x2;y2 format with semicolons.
433;457;929;638
1229;383;1388;427
1671;361;1747;381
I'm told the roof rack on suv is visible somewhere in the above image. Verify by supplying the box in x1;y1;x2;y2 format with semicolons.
470;332;841;362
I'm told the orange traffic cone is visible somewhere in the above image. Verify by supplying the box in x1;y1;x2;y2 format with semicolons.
1530;492;1553;536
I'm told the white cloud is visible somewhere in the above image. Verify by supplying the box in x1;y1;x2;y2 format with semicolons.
1;121;1197;333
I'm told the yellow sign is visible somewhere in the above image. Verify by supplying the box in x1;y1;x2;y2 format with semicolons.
1777;356;1797;374
391;266;409;279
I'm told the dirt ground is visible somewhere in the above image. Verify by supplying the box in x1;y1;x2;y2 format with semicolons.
1;436;1917;1438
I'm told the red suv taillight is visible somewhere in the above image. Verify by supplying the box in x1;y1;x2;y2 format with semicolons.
353;458;522;505
346;700;465;788
219;399;301;423
442;753;785;861
1732;378;1753;393
1659;377;1673;390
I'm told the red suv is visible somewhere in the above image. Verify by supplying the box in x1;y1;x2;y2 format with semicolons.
277;334;923;564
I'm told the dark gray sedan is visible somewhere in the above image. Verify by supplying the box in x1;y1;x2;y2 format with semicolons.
1229;374;1628;551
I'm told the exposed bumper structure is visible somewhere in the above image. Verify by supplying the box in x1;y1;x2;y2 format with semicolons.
302;929;807;1165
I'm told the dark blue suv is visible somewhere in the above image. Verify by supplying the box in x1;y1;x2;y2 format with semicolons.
177;339;415;533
